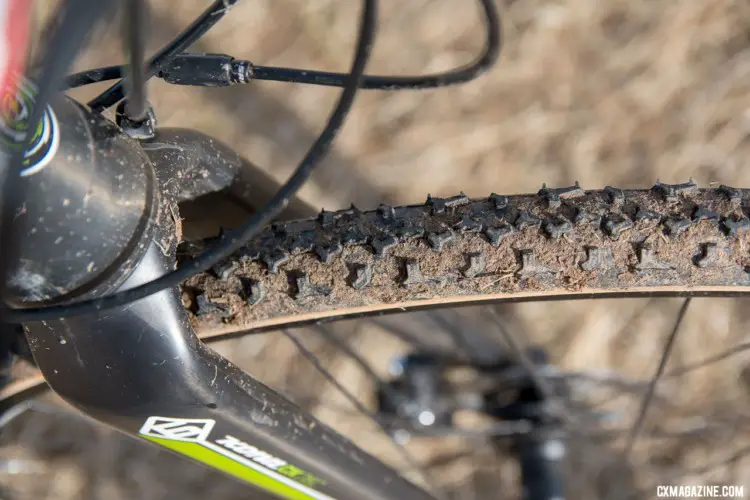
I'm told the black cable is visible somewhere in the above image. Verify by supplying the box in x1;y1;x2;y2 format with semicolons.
122;0;148;121
4;0;378;322
65;65;122;88
251;0;499;90
86;0;240;112
67;0;499;92
0;0;117;319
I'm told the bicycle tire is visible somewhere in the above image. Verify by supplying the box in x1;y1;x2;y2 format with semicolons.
184;182;750;338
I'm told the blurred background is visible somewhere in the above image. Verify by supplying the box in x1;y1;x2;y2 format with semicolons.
2;0;750;498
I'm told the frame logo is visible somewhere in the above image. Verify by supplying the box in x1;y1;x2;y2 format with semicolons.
139;416;216;443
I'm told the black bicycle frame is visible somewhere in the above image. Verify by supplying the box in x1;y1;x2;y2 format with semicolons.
25;246;438;500
6;95;564;500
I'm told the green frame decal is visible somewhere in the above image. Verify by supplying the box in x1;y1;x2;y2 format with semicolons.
139;416;333;500
0;77;60;176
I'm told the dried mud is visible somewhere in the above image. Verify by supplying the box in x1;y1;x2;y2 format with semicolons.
186;185;750;334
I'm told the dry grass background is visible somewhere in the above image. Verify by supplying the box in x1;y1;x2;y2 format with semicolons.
2;0;750;498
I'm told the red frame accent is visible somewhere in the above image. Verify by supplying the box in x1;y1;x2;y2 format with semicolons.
0;0;31;103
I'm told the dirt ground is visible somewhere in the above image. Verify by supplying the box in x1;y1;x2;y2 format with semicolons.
2;0;750;498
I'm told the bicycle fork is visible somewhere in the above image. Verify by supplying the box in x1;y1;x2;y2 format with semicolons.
6;96;435;500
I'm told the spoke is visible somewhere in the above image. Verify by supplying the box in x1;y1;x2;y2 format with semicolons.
563;370;656;395
607;413;750;440
665;340;750;379
427;311;483;361
630;445;750;499
280;328;355;404
369;318;438;352
309;324;407;409
676;444;749;478
623;298;691;458
413;448;476;472
311;324;383;384
285;392;532;437
289;394;387;418
0;399;97;432
280;328;445;499
485;308;579;429
485;306;593;500
425;421;533;438
614;299;657;335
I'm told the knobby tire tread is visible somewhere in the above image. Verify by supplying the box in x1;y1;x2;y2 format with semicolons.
183;183;750;333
